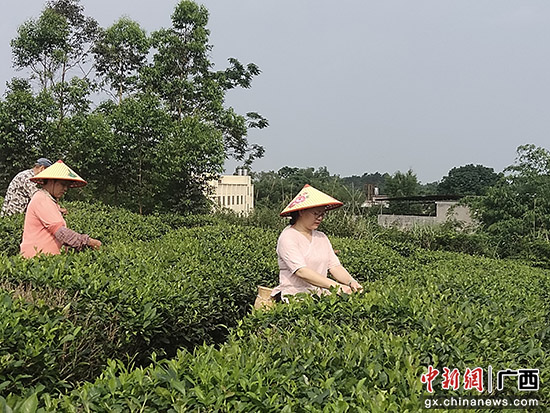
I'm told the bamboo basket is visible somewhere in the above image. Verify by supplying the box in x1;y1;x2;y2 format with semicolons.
254;285;275;310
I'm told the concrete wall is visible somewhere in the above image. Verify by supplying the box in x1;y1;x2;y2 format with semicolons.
377;214;438;229
435;202;473;225
208;175;254;215
378;201;473;229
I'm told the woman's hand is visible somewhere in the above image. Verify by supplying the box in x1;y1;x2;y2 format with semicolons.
87;238;102;250
349;280;363;292
338;284;353;294
337;280;363;294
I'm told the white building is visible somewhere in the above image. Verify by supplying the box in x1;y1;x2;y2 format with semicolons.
208;172;254;215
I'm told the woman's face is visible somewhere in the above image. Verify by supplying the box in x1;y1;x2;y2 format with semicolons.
298;206;327;230
44;180;71;199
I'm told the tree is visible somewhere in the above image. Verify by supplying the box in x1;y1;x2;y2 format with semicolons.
79;95;172;213
4;0;265;214
68;94;225;214
507;144;550;177
0;79;58;191
93;17;149;103
11;0;99;123
472;144;550;247
11;0;99;90
153;117;224;213
438;164;500;196
11;7;69;90
385;169;419;198
341;171;389;194
384;170;423;215
419;181;439;196
253;166;364;212
142;0;268;165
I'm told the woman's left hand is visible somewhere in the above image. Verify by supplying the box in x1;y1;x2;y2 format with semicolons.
338;284;353;295
349;280;363;292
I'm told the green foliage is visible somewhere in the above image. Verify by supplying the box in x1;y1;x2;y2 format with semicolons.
418;181;439;196
341;171;390;194
438;164;500;196
56;249;550;412
1;199;549;410
379;224;498;258
384;169;426;215
153;116;225;213
470;144;550;263
253;166;365;214
2;0;267;214
0;213;24;257
142;0;267;165
69;94;225;214
0;290;82;395
0;79;57;191
10;6;71;89
0;200;228;258
385;169;419;198
0;204;280;399
92;17;149;102
318;210;380;240
10;0;99;91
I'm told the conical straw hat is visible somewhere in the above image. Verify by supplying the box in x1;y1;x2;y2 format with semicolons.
280;184;343;216
30;160;87;188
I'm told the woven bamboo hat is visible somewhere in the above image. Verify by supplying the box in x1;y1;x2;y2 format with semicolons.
280;184;343;217
30;160;87;188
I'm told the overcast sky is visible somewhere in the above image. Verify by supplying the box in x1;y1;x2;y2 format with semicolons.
1;1;549;183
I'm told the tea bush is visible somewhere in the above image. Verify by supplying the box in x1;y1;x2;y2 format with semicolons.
0;223;284;395
0;200;223;258
1;201;549;411
54;251;550;412
0;213;23;256
0;291;82;396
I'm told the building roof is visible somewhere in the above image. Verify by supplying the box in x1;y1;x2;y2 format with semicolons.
372;194;463;202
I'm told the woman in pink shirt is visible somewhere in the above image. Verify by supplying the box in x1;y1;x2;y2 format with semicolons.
20;160;101;258
271;184;362;301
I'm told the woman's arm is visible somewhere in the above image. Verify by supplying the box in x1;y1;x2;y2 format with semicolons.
54;227;101;251
295;267;352;294
329;265;363;292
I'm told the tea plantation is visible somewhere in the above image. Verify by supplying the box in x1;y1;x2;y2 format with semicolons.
0;203;548;411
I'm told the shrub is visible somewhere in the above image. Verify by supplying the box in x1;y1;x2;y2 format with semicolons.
55;251;550;411
0;223;280;397
0;290;82;395
0;213;24;256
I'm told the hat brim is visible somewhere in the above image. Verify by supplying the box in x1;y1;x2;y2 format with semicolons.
279;184;344;216
30;177;87;188
30;160;87;188
280;202;343;217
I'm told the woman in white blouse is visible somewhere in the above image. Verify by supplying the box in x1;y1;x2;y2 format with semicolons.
271;184;362;302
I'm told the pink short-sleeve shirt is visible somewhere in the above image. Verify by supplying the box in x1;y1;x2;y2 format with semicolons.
272;226;341;298
20;190;66;258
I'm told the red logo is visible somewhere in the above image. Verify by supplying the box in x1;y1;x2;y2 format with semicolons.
287;193;308;209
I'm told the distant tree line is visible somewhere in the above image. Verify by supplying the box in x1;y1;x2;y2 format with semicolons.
468;144;550;260
253;144;550;261
252;166;365;215
0;0;267;214
254;163;501;215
